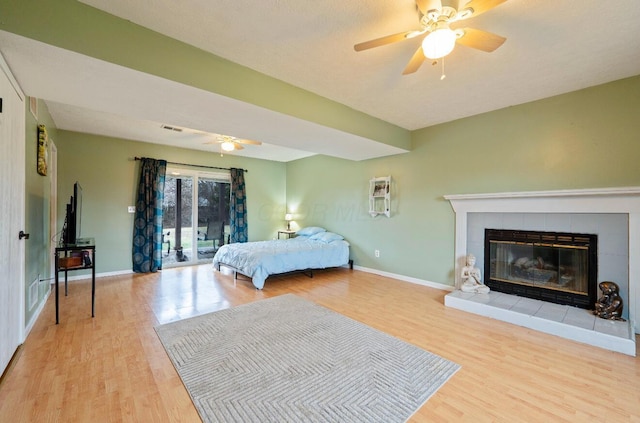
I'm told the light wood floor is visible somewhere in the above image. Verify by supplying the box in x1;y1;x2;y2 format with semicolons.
1;265;639;422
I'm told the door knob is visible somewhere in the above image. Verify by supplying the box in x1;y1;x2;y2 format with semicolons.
19;230;29;240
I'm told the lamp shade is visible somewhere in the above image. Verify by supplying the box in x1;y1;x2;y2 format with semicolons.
285;213;293;221
422;27;457;59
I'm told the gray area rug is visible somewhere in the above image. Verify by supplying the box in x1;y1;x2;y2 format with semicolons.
155;294;460;423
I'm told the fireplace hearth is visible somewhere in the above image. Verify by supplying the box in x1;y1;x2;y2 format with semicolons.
484;229;597;309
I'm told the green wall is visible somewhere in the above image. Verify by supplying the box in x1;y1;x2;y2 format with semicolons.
286;75;640;286
55;132;286;274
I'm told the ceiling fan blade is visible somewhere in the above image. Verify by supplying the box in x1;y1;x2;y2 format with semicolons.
456;27;506;52
402;46;427;75
415;0;442;15
236;138;262;146
233;143;244;151
354;30;416;51
459;0;508;19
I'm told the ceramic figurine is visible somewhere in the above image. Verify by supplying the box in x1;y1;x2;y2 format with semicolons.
460;254;490;294
593;281;625;321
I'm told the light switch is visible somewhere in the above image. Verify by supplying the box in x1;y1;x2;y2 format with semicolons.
128;206;136;213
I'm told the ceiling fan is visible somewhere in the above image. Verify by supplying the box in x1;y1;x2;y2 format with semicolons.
354;0;508;75
161;124;262;152
202;134;262;152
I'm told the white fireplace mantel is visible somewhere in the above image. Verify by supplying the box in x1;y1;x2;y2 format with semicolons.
444;187;640;334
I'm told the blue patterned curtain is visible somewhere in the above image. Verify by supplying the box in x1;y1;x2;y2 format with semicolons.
133;158;167;272
229;168;248;243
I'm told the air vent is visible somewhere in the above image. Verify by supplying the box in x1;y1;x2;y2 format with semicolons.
161;124;183;132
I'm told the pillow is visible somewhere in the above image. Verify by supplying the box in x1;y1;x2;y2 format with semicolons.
296;226;326;236
309;231;344;243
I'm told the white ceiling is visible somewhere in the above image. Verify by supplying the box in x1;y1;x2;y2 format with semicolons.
2;0;640;162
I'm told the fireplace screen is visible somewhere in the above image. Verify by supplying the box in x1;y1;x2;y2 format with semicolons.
485;229;597;308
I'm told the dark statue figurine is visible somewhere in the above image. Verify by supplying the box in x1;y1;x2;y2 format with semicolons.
593;281;626;321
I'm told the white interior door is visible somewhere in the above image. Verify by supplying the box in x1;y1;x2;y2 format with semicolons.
0;54;26;375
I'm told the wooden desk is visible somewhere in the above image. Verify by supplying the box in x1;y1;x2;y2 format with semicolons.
54;239;96;324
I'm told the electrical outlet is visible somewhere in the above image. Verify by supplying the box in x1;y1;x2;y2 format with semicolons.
128;206;136;213
374;249;380;258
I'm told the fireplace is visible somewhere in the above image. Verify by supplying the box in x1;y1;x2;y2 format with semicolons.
484;229;597;309
444;187;639;354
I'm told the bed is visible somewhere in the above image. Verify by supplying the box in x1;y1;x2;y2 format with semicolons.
212;227;351;289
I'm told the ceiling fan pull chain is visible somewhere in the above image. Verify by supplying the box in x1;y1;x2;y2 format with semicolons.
440;57;446;80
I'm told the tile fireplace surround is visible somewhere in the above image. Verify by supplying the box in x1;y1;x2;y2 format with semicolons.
444;187;640;356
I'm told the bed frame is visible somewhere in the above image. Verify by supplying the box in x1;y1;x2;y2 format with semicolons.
216;259;354;289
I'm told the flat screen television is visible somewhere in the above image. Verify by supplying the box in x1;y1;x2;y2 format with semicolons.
62;182;82;245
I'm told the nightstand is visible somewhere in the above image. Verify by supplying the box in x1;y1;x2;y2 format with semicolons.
277;230;296;239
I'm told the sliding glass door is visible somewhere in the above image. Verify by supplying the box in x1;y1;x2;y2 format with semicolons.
196;176;231;259
162;168;230;267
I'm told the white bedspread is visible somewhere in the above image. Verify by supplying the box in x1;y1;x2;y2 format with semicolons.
212;237;350;289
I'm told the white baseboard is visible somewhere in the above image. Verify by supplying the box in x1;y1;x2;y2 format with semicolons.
352;264;454;292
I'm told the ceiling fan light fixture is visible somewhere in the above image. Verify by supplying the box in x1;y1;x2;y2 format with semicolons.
221;140;235;151
421;24;457;59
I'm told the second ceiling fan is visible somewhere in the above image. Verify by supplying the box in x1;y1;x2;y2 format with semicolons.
161;124;262;152
354;0;509;75
203;134;262;152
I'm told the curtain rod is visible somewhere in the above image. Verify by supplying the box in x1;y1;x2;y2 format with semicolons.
134;157;248;173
